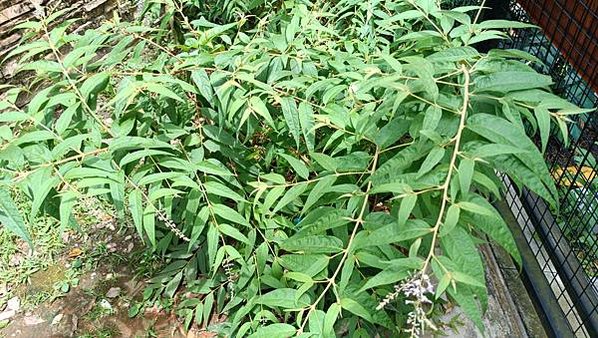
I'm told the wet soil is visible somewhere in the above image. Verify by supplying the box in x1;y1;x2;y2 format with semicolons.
0;249;207;338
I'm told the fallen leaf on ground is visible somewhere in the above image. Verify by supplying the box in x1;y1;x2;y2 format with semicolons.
68;248;83;258
106;287;121;298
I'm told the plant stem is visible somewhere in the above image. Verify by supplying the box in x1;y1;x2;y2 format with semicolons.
420;64;471;274
297;146;380;334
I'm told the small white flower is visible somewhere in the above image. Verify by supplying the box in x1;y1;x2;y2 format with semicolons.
157;209;190;242
376;272;436;337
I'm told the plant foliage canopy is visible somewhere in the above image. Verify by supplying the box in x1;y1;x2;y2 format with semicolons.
0;0;588;336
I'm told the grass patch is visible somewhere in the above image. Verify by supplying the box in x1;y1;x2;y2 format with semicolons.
0;196;65;309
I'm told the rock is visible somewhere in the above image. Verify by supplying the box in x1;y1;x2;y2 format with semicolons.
71;315;78;331
0;309;16;321
99;299;112;311
0;297;19;321
106;287;121;298
51;313;78;337
51;313;64;326
6;297;20;312
23;314;45;326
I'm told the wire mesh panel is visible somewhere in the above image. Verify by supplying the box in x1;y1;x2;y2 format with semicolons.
493;0;598;336
445;0;598;336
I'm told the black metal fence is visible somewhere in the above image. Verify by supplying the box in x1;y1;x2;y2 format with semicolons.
452;0;598;336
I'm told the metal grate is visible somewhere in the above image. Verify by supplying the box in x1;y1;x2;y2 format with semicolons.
496;1;598;336
447;0;598;336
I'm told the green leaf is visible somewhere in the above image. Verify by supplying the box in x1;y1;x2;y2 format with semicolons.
260;185;284;212
256;288;311;309
427;46;479;62
477;20;536;30
164;271;183;298
143;205;156;247
458;201;495;216
417;146;445;177
473;72;552;93
279;254;329;277
296;208;351;237
218;223;250;244
248;324;296;338
194;302;203;326
324;303;341;336
299;102;315;151
144;82;184;102
450;290;484;331
467;114;557;206
204;181;245;202
452;271;486;288
285;11;299;42
56;105;78;135
191;69;214;102
203;292;214;324
340;298;372;322
120;149;173;167
13;130;55;146
80;72;110;102
272;183;307;214
0;188;32;246
398;194;417;227
129;190;144;240
380;53;403;72
435;273;451;299
354;220;431;249
280;154;309;180
422;106;442;131
375;116;410;148
359;257;423;291
194;160;233;177
138;172;183;186
441;227;487;308
458;158;474;195
464;196;521;265
311;153;337;172
109;136;174;152
534;106;550;153
303;176;336;213
28;168;59;221
440;204;460;236
213;204;249;227
467;113;557;201
250;96;275;128
280;97;301;148
373;142;434;184
371;182;410;195
59;191;78;230
282;235;343;254
307;309;325;337
469;143;528;158
285;271;313;283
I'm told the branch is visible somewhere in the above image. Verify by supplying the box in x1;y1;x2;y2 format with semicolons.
420;64;471;274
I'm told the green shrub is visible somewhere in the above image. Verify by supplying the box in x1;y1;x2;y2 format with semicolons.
0;0;589;336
